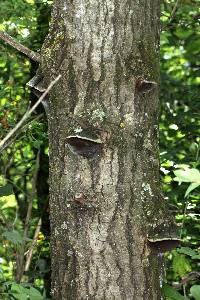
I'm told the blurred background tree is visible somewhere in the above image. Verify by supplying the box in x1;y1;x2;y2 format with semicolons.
0;0;199;299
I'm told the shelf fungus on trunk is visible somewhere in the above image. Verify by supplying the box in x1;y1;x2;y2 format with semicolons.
66;132;102;159
147;222;181;253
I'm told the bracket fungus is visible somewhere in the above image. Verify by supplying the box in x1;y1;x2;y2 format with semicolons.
147;237;181;253
66;133;102;158
147;222;181;253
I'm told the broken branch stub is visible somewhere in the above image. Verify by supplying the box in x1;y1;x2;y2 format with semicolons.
27;73;49;113
27;73;46;93
135;78;157;93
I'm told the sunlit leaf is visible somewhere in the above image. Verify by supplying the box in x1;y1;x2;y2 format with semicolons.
174;168;200;183
172;253;192;278
185;182;200;198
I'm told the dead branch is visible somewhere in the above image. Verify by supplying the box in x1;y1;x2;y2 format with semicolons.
162;0;180;31
0;31;41;62
24;218;42;272
23;150;40;241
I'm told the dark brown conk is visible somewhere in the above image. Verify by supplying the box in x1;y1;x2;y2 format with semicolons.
148;237;181;253
66;135;102;158
147;221;181;253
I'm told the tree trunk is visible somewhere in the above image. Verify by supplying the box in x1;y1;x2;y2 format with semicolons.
39;1;178;299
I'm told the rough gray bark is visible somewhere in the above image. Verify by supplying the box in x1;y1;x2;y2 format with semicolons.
39;1;178;299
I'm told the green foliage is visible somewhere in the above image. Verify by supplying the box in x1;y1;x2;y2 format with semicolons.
162;283;186;300
177;247;199;258
0;0;51;298
2;230;23;245
0;184;13;196
172;252;192;278
174;167;200;197
174;168;200;184
3;283;44;300
190;285;200;300
160;0;200;298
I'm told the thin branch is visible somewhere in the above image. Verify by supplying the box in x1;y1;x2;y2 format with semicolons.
173;272;200;288
16;150;40;282
162;0;180;31
0;211;11;229
196;140;200;161
23;150;40;241
180;196;189;239
0;74;61;154
12;207;18;229
24;218;42;272
169;0;180;23
0;31;41;62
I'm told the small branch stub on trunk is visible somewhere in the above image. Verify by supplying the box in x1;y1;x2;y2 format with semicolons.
27;73;49;113
27;73;46;93
135;78;157;93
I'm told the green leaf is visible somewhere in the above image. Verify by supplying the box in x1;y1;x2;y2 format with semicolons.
190;285;200;300
162;283;185;300
0;184;13;196
28;287;43;300
175;28;193;39
177;247;197;257
174;168;200;183
9;284;43;300
11;293;27;300
185;182;200;197
172;253;192;278
191;254;200;260
2;230;23;245
10;284;28;300
32;140;43;149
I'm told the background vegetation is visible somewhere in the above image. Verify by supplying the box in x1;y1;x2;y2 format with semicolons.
0;0;199;299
